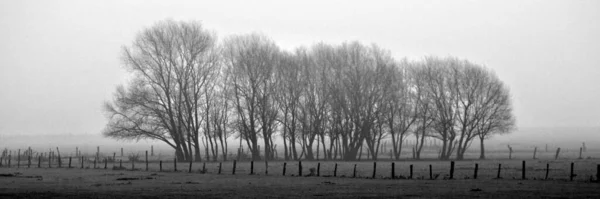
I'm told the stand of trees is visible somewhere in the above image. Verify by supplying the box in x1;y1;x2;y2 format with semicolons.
103;20;514;161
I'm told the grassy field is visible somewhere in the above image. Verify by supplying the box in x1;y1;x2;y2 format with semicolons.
1;158;600;198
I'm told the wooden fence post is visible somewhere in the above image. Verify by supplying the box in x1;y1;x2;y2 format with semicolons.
17;151;20;168
372;162;377;179
218;162;222;174
283;162;286;176
202;162;206;173
596;164;599;183
410;164;413;179
298;161;302;176
119;159;122;169
522;161;526;180
570;162;574;181
38;156;41;168
334;163;338;177
474;163;478;179
391;162;395;179
317;162;321;176
533;147;537;159
174;158;177;172
250;161;254;175
555;148;561;160
81;156;84;169
188;160;192;173
104;158;107;169
159;160;162;172
145;151;149;171
449;161;455;179
232;160;236;175
497;164;502;179
429;164;433;180
545;163;549;180
353;164;357;178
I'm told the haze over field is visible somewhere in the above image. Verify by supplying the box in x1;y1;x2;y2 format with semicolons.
1;0;599;153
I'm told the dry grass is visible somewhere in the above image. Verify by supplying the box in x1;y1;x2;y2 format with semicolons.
1;158;600;198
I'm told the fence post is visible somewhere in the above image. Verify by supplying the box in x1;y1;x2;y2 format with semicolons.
317;162;320;176
174;158;177;172
146;151;149;171
250;160;254;175
474;163;478;179
283;162;286;176
545;163;549;180
159;160;162;172
189;160;192;173
119;159;122;169
596;164;599;183
232;160;236;175
522;161;526;180
81;156;85;169
533;147;537;159
372;162;377;179
298;161;302;176
497;164;502;179
202;162;206;173
334;163;338;177
104;158;107;169
38;156;41;168
449;161;455;179
265;161;268;175
353;164;357;178
17;152;20;168
218;162;222;174
429;164;433;180
48;155;51;168
391;162;395;179
410;164;413;179
570;162;574;181
555;148;561;160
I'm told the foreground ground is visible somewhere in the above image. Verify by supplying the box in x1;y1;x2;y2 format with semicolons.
0;168;599;198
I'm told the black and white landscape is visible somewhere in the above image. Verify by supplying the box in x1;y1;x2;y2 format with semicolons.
1;0;599;198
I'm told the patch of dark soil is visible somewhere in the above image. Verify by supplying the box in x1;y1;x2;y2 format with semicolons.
171;181;200;184
116;177;154;181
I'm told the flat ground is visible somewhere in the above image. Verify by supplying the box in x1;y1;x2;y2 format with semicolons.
1;166;599;198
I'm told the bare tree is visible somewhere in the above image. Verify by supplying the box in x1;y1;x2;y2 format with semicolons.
222;33;280;160
475;71;515;159
103;20;218;161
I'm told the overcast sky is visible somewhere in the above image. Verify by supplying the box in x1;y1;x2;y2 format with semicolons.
0;0;598;136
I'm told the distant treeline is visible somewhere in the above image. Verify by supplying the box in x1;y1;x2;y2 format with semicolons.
103;20;514;162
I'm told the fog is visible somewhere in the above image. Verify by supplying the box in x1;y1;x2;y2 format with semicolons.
1;0;599;150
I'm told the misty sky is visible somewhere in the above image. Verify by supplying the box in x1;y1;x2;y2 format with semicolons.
0;0;599;136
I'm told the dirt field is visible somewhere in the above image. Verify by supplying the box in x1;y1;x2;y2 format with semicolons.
1;163;599;198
